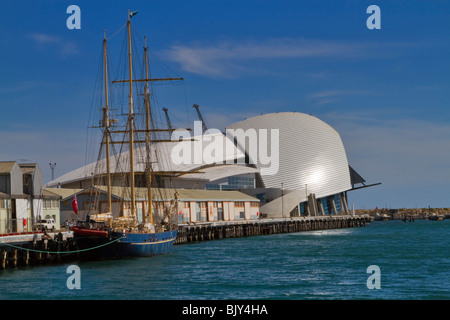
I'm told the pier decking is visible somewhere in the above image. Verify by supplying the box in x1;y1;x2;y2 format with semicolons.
175;215;370;245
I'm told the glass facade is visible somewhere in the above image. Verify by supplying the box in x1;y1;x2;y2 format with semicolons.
206;176;255;190
300;202;307;216
320;194;342;215
299;193;342;216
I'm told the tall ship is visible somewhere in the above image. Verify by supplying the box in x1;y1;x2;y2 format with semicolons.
71;10;184;259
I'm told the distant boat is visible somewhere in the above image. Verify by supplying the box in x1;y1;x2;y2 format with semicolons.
374;213;390;221
71;10;184;259
428;214;444;221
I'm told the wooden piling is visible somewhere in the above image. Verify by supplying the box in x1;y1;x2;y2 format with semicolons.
1;250;6;270
174;215;369;245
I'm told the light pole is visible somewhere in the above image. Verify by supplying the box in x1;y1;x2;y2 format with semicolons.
49;163;56;181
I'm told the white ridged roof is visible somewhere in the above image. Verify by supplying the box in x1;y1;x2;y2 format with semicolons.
226;112;352;199
45;132;255;187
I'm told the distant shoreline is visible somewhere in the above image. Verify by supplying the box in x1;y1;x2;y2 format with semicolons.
355;208;450;220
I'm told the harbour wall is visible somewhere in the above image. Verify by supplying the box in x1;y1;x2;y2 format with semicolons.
175;215;370;245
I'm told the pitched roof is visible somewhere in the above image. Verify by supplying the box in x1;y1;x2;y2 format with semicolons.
0;161;17;174
43;187;83;200
55;185;259;202
19;163;38;174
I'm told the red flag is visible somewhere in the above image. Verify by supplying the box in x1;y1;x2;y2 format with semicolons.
72;194;78;215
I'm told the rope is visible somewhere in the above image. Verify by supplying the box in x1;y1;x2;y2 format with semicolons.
0;237;124;254
106;22;127;41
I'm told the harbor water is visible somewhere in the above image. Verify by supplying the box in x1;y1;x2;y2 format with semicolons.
0;219;449;300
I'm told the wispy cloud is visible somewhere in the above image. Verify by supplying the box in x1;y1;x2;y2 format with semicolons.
30;33;60;44
29;32;79;56
308;89;374;107
164;38;422;78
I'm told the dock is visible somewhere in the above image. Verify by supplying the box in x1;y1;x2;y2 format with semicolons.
0;215;370;269
175;215;370;245
0;231;77;269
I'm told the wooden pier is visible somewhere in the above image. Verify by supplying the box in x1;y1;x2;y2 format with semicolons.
1;215;370;269
0;231;78;270
175;215;370;245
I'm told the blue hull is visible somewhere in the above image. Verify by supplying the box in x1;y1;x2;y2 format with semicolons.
74;229;177;260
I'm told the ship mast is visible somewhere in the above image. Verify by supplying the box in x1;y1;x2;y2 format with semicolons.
143;36;153;225
102;30;112;215
109;10;194;227
127;10;136;220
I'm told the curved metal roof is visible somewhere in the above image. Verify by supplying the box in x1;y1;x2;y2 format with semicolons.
226;112;352;199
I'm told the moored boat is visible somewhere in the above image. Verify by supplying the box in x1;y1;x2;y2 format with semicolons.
72;10;183;259
374;212;390;221
428;214;444;221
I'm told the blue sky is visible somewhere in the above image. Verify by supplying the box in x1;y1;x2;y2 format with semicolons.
1;0;450;209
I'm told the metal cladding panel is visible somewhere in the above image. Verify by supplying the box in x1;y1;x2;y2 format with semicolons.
46;132;247;187
226;112;352;199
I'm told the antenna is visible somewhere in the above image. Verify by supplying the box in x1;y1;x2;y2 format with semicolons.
192;104;208;133
49;163;56;181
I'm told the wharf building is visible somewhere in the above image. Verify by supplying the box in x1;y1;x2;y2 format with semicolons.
45;112;377;224
0;161;61;234
50;186;260;225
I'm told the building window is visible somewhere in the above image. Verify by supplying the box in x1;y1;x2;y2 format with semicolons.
207;176;255;190
196;202;203;222
334;194;341;214
51;200;59;209
300;202;308;216
0;199;4;209
235;202;244;207
217;202;224;220
227;176;255;189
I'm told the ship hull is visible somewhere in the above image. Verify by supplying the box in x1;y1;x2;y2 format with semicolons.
109;230;178;257
74;229;178;260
